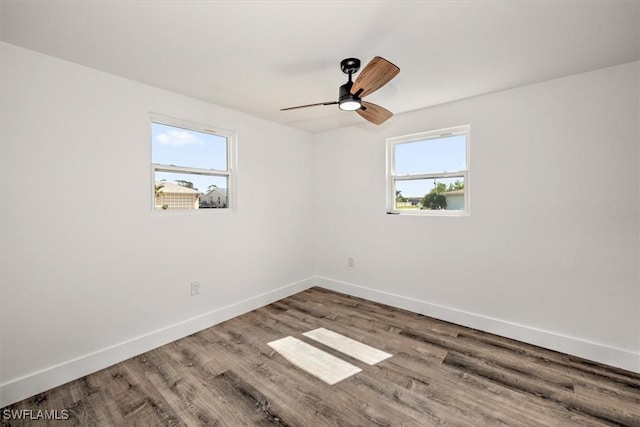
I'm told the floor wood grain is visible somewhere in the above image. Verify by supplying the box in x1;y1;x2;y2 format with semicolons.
2;287;639;426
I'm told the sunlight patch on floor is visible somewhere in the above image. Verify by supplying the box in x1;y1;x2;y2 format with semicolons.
268;328;391;385
303;327;392;365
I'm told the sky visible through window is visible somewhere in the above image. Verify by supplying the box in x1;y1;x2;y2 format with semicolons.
152;122;228;193
394;135;466;197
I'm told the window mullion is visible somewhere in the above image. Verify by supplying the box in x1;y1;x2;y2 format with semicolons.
153;163;229;176
393;171;465;181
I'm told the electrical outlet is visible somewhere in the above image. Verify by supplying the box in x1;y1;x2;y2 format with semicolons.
190;281;200;296
348;257;355;267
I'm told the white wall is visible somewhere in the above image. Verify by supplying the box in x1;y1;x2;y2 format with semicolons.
313;61;640;372
0;42;316;405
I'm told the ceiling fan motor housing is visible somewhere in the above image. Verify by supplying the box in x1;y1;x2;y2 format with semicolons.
339;81;354;100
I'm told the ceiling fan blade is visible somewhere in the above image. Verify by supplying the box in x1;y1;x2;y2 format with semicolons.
350;56;400;98
357;101;393;125
281;101;338;111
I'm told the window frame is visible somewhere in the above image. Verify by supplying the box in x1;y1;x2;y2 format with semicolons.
150;112;237;213
386;125;470;216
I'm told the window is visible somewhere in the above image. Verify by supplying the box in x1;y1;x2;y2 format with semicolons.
150;113;236;212
387;125;469;215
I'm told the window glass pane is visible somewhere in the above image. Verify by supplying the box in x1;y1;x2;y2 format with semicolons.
394;135;466;175
395;177;465;211
151;122;227;170
154;171;227;210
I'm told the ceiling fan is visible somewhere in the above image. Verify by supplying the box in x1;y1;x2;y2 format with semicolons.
281;56;400;125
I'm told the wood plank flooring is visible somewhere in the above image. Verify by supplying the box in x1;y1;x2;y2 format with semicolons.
2;287;639;426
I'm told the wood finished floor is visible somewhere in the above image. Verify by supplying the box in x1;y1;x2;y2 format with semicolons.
2;287;640;426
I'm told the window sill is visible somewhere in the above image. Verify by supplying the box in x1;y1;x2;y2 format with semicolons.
386;210;469;217
151;208;236;216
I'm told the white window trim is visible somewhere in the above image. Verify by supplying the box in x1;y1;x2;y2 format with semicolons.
149;112;237;214
386;125;470;216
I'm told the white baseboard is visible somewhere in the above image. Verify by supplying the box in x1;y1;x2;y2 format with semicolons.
0;277;316;408
314;276;640;374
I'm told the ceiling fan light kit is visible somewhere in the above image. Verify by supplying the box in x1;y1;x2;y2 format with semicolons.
281;56;400;125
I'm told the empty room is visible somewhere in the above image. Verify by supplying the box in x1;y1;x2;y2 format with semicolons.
1;1;639;425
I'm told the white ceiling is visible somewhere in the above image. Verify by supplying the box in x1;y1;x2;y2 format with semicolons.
1;1;638;133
